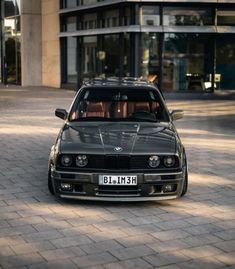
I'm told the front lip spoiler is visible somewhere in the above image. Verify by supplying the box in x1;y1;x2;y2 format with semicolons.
59;194;178;202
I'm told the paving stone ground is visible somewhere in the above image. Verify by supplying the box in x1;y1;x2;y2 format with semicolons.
0;85;235;269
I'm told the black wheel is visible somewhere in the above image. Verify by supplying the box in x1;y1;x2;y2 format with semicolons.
181;158;188;197
48;165;55;195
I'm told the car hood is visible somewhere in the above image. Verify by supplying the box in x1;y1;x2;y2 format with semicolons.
59;122;176;155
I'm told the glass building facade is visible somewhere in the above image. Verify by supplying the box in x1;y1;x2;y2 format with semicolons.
1;0;235;91
59;0;235;92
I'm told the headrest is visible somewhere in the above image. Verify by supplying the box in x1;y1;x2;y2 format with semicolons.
135;102;150;111
86;102;104;112
150;102;159;111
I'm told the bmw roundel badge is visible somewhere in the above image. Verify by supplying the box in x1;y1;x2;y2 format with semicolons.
114;147;123;152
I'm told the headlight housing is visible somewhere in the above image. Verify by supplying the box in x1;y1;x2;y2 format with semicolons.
163;156;175;167
148;155;160;168
61;155;72;166
76;155;88;167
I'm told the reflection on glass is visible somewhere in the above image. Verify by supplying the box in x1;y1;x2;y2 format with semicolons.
67;37;77;83
5;0;20;17
141;6;160;26
163;7;213;26
4;15;21;84
83;13;97;30
123;33;130;76
122;7;131;26
79;34;130;79
5;44;21;84
217;10;235;26
82;36;97;79
163;34;210;91
67;16;77;31
66;0;77;8
217;35;235;89
15;0;20;14
63;8;131;31
140;33;159;81
101;10;119;28
103;34;119;76
79;0;98;6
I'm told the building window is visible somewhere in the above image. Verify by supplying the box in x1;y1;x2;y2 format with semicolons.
163;7;213;26
97;10;119;28
102;34;120;76
122;7;131;26
4;0;21;84
217;10;235;26
66;0;77;9
123;33;130;76
83;13;97;30
216;35;235;89
67;37;77;83
61;0;102;8
82;36;98;79
141;6;160;26
163;33;214;91
103;10;119;28
140;33;159;81
4;0;20;16
67;16;77;31
78;0;99;6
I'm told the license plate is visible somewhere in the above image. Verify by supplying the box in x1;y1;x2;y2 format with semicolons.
99;175;137;186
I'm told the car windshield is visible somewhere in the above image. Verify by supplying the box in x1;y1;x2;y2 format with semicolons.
69;87;169;122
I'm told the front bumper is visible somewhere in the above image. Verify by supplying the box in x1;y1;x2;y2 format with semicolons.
51;168;184;201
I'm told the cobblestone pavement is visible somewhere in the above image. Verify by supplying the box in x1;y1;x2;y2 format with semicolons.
0;86;235;269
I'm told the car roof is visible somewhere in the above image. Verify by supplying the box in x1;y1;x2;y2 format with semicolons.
82;77;164;98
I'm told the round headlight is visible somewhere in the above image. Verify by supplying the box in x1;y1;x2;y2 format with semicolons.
61;155;72;166
148;155;160;168
163;156;175;167
76;155;88;167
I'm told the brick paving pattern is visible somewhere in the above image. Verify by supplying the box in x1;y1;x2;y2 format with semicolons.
0;86;235;269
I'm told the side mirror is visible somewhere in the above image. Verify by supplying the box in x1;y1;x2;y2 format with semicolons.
55;108;68;120
171;110;184;121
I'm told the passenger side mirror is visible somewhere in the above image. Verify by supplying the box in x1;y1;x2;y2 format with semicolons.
55;108;68;120
171;110;184;121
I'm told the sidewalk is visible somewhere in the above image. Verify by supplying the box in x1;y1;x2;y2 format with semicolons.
0;86;235;269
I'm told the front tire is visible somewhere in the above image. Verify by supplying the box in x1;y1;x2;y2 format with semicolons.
48;165;55;195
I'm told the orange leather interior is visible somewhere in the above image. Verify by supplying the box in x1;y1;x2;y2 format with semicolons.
71;101;160;120
134;102;150;112
85;102;105;117
150;101;159;112
111;102;128;118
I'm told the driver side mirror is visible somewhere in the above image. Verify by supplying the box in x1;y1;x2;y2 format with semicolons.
55;108;68;120
171;110;184;121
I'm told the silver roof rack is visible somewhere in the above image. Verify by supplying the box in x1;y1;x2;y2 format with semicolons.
83;76;154;87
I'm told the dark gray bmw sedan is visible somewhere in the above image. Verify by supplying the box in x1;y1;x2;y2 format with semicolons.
48;78;188;201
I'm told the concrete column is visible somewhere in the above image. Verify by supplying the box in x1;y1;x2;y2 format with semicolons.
41;0;61;88
21;0;42;86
